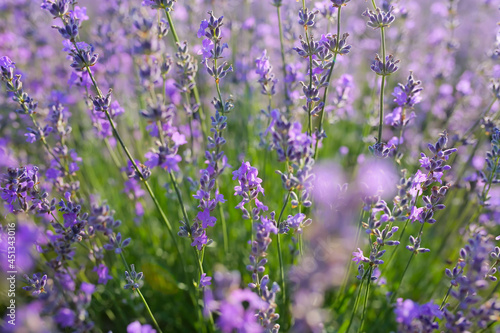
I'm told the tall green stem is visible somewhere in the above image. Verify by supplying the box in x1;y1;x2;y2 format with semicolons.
345;275;366;333
370;0;387;143
137;289;164;333
120;253;163;333
276;192;291;313
377;26;387;144
276;4;290;113
74;43;185;272
358;268;372;333
378;74;386;143
301;0;314;136
314;6;342;160
164;9;208;139
391;223;424;302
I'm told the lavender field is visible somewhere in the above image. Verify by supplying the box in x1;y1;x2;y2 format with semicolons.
1;0;500;332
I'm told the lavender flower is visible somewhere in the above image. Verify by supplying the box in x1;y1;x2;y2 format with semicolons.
363;7;396;29
394;298;442;332
256;51;277;96
124;264;144;290
22;273;48;296
331;0;351;7
370;54;400;76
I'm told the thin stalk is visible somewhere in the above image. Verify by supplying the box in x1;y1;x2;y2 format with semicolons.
477;320;497;333
391;223;424;302
378;75;386;143
378;219;409;281
164;9;208;139
75;43;185;269
370;0;388;143
345;275;366;333
276;4;290;113
219;201;229;254
440;284;452;310
120;253;163;333
276;192;291;309
168;170;190;226
301;0;314;136
335;210;365;309
314;6;342;159
298;233;304;257
137;289;164;333
358;269;372;333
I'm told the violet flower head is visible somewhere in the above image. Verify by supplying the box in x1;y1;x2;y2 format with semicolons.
41;0;70;17
198;11;233;80
127;321;157;333
200;273;212;288
93;264;113;285
321;33;351;55
142;0;176;11
363;6;396;29
124;264;144;290
331;0;351;7
22;273;48;296
204;271;266;333
255;50;277;96
371;54;400;76
1;166;53;214
393;72;423;109
352;248;368;264
298;7;319;27
232;161;267;219
395;298;442;332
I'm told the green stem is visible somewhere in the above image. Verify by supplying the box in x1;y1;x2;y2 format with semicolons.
378;219;409;281
345;275;366;333
391;223;424;302
168;171;190;227
335;210;364;309
164;10;180;44
301;0;313;136
314;6;342;159
377;75;386;143
219;200;229;254
137;289;164;333
76;43;185;270
276;192;291;313
371;0;387;143
358;268;372;333
440;284;452;310
276;4;290;113
119;253;163;333
164;9;208;139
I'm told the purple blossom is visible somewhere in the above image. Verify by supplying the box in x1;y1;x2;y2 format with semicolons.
191;231;208;251
200;273;212;288
352;248;367;264
93;264;113;285
55;308;75;328
197;209;217;229
127;321;156;333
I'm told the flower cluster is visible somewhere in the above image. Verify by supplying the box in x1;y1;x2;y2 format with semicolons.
178;111;230;250
232;161;268;220
255;51;277;97
203;271;267;333
394;298;442;332
385;72;422;129
197;11;233;80
124;264;144;290
442;230;500;331
363;7;396;29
